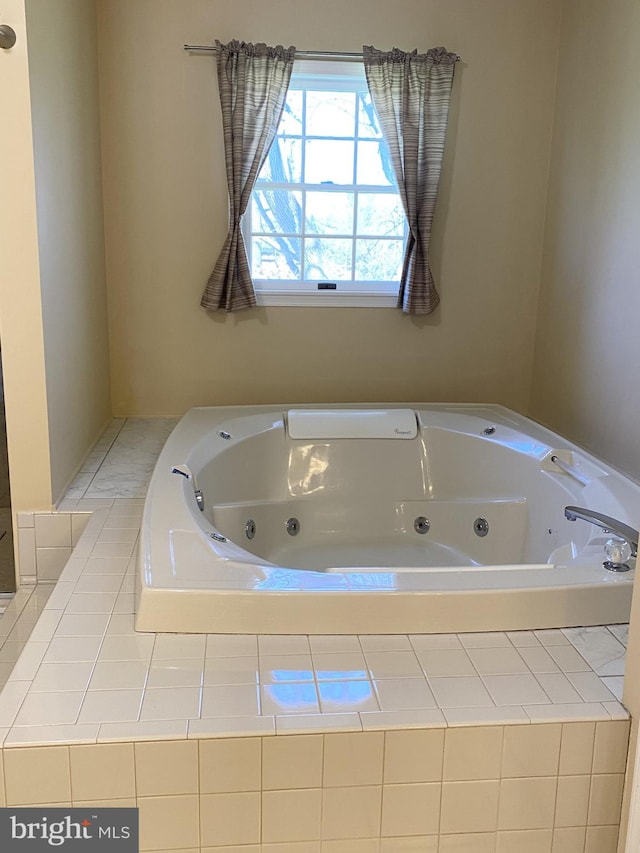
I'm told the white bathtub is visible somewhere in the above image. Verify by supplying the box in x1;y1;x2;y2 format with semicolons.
135;404;638;634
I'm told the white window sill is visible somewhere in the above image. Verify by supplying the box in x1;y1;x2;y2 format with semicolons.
255;291;399;308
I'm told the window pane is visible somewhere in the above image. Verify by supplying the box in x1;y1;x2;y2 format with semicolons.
258;138;302;183
305;238;353;281
357;194;405;237
252;236;301;280
306;91;356;137
356;140;394;186
252;190;302;234
357;92;381;138
306;192;354;235
280;90;303;135
305;140;354;184
355;239;404;281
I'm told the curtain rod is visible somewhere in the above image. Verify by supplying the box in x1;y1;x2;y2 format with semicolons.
183;45;364;62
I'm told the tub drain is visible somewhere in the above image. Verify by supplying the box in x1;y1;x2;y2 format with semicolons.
414;516;430;534
286;517;300;536
474;517;489;537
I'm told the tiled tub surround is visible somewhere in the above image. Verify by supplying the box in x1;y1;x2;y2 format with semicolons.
0;419;632;851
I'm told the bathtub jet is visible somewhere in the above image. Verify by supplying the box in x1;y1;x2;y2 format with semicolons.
135;404;638;634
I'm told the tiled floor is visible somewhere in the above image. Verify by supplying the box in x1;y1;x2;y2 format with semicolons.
0;419;630;749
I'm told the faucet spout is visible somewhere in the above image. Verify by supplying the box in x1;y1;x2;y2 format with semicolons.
564;505;638;557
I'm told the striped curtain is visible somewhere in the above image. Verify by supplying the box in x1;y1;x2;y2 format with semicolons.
363;46;459;315
201;40;296;312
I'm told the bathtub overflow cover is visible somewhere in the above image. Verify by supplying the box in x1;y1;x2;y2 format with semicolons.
218;430;232;440
286;517;300;536
482;426;496;436
245;519;256;540
414;516;430;534
474;517;489;537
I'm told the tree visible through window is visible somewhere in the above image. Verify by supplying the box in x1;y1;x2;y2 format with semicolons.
246;62;406;299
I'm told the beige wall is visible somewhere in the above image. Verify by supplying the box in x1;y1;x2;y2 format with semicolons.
0;0;53;514
530;0;640;482
25;0;112;503
97;0;561;417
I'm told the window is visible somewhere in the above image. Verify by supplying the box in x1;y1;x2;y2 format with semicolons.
246;61;406;306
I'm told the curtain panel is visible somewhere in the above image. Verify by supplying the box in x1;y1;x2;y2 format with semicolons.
363;45;459;315
201;40;296;312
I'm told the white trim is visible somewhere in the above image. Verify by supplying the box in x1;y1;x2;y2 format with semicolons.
255;290;397;308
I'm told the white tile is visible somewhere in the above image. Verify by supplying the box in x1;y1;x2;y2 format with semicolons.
98;719;187;742
601;677;624;701
359;635;411;651
204;656;259;686
410;634;462;650
374;678;437;711
506;631;541;647
482;674;550;705
467;647;529;676
308;635;361;653
43;636;103;663
0;681;31;727
516;646;560;673
4;724;99;747
318;680;379;712
14;691;85;726
604;701;630;720
147;660;204;688
90;542;136;559
416;648;476;677
78;689;143;723
34;514;72;547
260;654;314;683
54;613;110;637
64;592;118;614
73;574;124;593
608;624;629;646
443;706;530;726
565;672;617;702
260;683;319;716
547;645;592;673
534;672;583;704
89;660;149;691
201;684;261;717
564;626;626;676
105;615;137;635
188;715;275;738
7;642;49;681
359;709;446;730
275;713;362;734
534;629;570;646
153;633;206;659
312;652;368;680
459;632;511;648
82;558;128;575
98;635;154;661
364;650;423;679
428;676;494;708
258;635;310;655
524;703;610;723
140;687;202;720
206;634;259;657
31;662;95;693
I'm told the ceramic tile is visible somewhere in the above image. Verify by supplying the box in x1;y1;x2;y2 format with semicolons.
147;659;204;688
565;672;617;702
43;636;103;663
381;782;441;837
364;650;423;679
199;736;261;793
534;673;583;704
258;635;310;655
416;648;476;677
260;683;319;716
428;676;494;708
204;655;259;686
525;703;611;723
459;632;511;648
601;677;624;701
98;634;154;661
318;680;379;712
98;720;188;742
78;689;143;723
506;631;541;648
201;684;261;717
140;687;202;721
30;662;94;693
4;724;99;747
312;651;368;680
359;635;412;651
308;635;361;653
188;715;275;738
373;677;437;711
443;707;530;726
89;660;149;690
535;630;571;646
604;701;629;720
275;713;361;734
13;691;85;726
409;633;462;650
482;674;551;706
260;654;315;683
153;633;206;659
359;709;446;730
467;647;529;675
563;626;626;675
517;646;560;673
262;733;323;789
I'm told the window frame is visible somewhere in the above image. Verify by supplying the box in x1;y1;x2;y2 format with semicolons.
244;60;405;308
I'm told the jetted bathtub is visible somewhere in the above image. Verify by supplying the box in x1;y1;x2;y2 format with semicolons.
135;404;639;634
